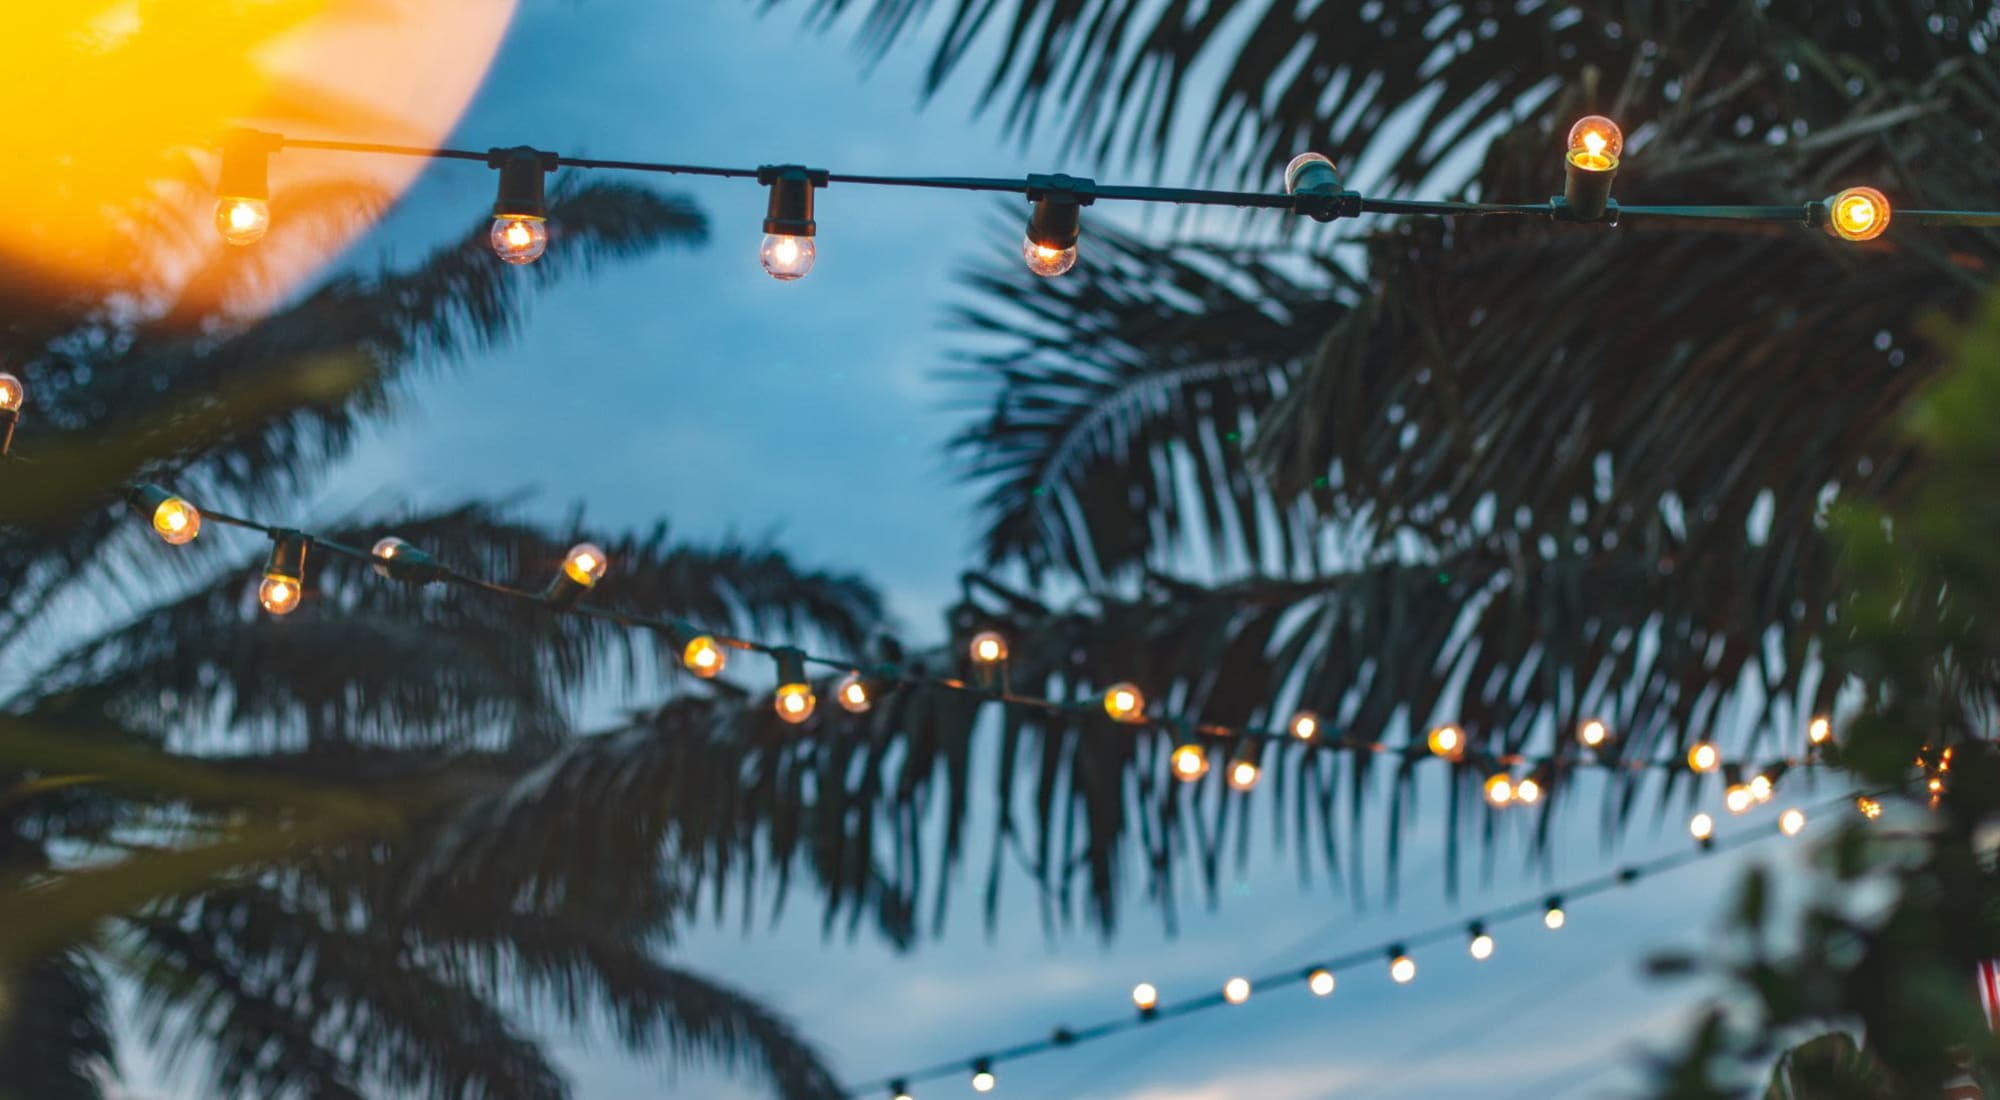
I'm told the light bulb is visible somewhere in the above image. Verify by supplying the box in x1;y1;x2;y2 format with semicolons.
775;682;816;724
151;497;202;545
1856;796;1883;820
214;197;270;246
1469;931;1495;961
1578;718;1609;749
836;672;873;714
1484;773;1515;807
1749;774;1774;802
1779;808;1806;837
891;1085;913;1100
1427;725;1465;759
1170;743;1209;781
1021;235;1078;278
1566;115;1623;171
1807;715;1833;746
971;1068;995;1093
760;234;816;280
1283;152;1340;195
1227;759;1261;791
259;573;301;616
969;630;1009;664
1289;711;1319;740
1308;968;1336;997
561;543;608;587
1515;777;1542;804
1689;813;1715;841
1827;186;1890;242
1131;982;1158;1011
684;635;727;678
1223;977;1251;1005
1725;785;1753;814
490;215;548;264
1389;954;1416;984
0;371;23;411
370;536;415;579
1103;682;1145;723
1544;900;1566;930
1686;741;1720;773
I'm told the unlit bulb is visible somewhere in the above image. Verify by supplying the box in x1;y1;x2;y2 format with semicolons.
215;197;270;246
684;635;726;678
760;233;816;280
259;574;301;616
490;215;548;264
151;497;202;546
1021;236;1078;277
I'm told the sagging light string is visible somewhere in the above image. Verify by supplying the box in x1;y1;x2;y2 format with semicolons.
847;787;1876;1100
85;478;1845;797
200;115;2000;279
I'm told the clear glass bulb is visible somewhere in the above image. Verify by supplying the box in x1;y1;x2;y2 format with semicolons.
760;233;816;280
836;672;873;714
214;197;270;246
684;635;727;678
259;573;301;616
0;371;23;411
1021;236;1077;277
1566;115;1623;171
491;215;548;264
562;543;608;587
371;536;412;578
969;630;1008;664
775;682;816;724
1103;682;1145;723
151;497;201;545
1829;187;1890;241
1283;151;1338;195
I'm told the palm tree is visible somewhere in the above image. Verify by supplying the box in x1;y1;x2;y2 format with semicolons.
0;161;876;1098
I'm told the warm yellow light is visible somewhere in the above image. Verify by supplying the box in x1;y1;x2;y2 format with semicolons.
1223;977;1251;1005
1427;725;1465;759
1469;933;1494;961
1227;759;1261;791
1807;716;1832;746
684;635;726;678
836;673;873;714
969;630;1009;664
1308;969;1335;997
490;214;548;264
774;682;816;724
0;371;23;412
1021;236;1078;277
1749;774;1774;802
1484;773;1515;807
1170;743;1209;781
1928;775;1945;794
1289;711;1319;741
1515;777;1542;805
1689;813;1715;841
1389;955;1416;984
1578;718;1609;749
1725;785;1753;814
1779;808;1807;837
1131;982;1158;1011
151;497;202;545
760;233;816;280
971;1071;995;1093
1566;115;1623;172
1856;796;1882;820
1104;682;1145;723
1687;742;1720;773
1828;186;1890;242
258;573;301;616
561;543;608;587
1544;904;1566;930
214;196;270;245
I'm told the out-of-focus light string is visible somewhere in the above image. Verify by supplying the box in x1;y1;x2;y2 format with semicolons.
847;788;1875;1099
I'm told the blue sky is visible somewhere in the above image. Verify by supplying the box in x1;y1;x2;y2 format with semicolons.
131;4;1832;1098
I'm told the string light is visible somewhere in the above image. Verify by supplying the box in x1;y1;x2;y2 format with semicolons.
1223;977;1251;1005
1779;808;1807;836
128;484;202;546
258;534;307;617
1484;772;1515;807
759;165;822;280
1022;181;1086;277
370;536;441;582
1562;114;1623;221
1283;152;1357;222
836;672;875;714
1468;923;1494;961
1577;718;1610;750
969;630;1008;665
1170;742;1209;782
1824;186;1890;242
773;647;816;725
970;1063;995;1093
488;147;554;265
1689;812;1715;843
1307;969;1335;997
1515;776;1542;805
1131;983;1158;1012
0;370;23;456
1750;774;1775;802
1807;715;1833;746
1427;724;1466;760
1103;683;1145;723
1289;711;1319;741
1227;745;1262;792
890;1083;912;1100
683;635;727;678
1544;898;1566;930
214;129;276;246
1725;784;1754;814
544;542;608;609
1856;796;1883;820
1687;741;1720;773
1388;950;1416;984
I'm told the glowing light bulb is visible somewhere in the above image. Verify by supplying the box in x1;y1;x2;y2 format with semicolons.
970;1066;996;1093
1389;954;1416;984
1170;743;1209;781
1749;774;1774;802
1807;716;1833;746
1021;236;1078;277
1856;796;1882;820
1686;741;1720;773
1929;775;1946;794
1223;977;1251;1005
1289;711;1319;740
775;682;816;724
969;630;1009;664
151;497;202;545
1578;718;1609;749
1308;969;1336;996
1227;759;1261;791
1427;725;1465;759
1484;773;1515;807
561;543;608;587
1779;808;1806;836
760;234;816;280
1566;115;1623;172
0;371;23;411
1544;900;1566;930
892;1086;913;1100
1104;682;1145;723
1131;983;1158;1011
214;197;270;246
490;215;548;264
836;673;873;714
1689;813;1715;842
684;635;727;678
1725;785;1753;814
1468;930;1495;961
1515;777;1542;805
1827;186;1890;242
370;536;417;579
259;574;301;616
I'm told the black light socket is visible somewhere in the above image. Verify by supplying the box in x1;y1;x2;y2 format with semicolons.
1026;196;1082;251
773;646;809;688
219;128;277;200
1561;157;1617;222
759;166;823;237
266;532;308;579
490;147;556;219
0;407;16;457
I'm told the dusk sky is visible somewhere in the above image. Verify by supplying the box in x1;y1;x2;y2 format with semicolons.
128;4;1835;1097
